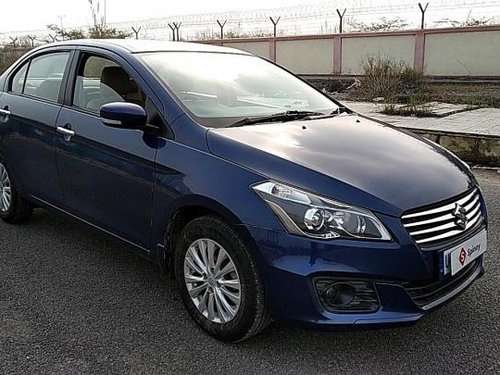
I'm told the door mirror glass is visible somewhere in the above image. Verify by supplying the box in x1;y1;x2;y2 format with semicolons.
100;102;147;129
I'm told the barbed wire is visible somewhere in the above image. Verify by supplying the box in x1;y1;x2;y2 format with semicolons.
1;0;499;44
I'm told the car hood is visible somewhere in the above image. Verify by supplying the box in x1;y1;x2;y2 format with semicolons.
206;114;476;216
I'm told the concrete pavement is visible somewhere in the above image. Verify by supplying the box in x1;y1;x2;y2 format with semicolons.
345;101;500;138
344;101;500;166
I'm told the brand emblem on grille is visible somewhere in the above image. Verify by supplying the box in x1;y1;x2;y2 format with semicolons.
453;204;468;230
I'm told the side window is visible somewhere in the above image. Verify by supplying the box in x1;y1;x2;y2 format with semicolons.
10;62;29;93
23;53;70;102
73;54;145;113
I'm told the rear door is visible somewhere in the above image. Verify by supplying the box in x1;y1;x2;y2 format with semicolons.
0;49;72;203
54;48;164;249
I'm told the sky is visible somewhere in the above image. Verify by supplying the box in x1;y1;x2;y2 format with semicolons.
2;0;499;40
0;0;322;32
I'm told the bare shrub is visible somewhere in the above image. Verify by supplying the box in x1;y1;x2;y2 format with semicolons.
351;56;426;102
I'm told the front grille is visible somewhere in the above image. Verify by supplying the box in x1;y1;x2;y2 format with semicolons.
401;189;483;247
403;260;481;309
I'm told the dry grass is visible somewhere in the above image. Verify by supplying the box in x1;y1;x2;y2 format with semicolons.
350;56;427;102
427;83;500;108
348;56;500;116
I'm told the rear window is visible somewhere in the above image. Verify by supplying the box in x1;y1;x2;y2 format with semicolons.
10;63;29;93
10;52;70;102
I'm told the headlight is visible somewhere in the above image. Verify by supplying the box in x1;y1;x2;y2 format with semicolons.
252;181;392;241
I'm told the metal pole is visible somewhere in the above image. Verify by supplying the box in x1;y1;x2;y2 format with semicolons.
270;17;281;37
9;37;18;48
104;0;107;26
28;35;37;48
418;3;429;29
336;9;346;34
168;23;176;41
132;27;141;40
217;20;227;40
173;22;182;41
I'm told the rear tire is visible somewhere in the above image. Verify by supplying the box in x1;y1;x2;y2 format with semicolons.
174;215;270;342
0;160;33;224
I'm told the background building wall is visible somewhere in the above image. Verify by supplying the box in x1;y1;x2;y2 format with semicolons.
424;31;500;76
341;34;415;75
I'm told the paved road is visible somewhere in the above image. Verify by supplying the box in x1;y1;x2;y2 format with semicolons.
1;171;499;374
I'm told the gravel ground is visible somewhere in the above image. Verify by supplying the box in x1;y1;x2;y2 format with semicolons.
0;170;499;375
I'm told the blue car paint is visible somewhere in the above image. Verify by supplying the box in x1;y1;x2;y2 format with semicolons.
0;91;63;202
55;106;157;249
0;40;486;329
207;116;476;216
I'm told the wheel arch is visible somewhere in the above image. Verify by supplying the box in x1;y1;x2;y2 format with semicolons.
154;195;259;273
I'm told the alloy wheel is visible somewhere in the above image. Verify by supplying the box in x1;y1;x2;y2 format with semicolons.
0;163;12;213
184;238;241;323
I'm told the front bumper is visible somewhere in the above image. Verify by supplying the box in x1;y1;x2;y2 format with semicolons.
243;225;485;330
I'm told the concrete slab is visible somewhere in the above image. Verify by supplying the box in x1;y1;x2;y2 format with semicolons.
342;100;500;166
343;101;500;138
424;102;476;116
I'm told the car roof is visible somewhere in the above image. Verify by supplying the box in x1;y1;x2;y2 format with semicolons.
38;39;249;55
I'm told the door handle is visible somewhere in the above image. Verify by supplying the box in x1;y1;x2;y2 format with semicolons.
0;108;10;123
57;126;75;141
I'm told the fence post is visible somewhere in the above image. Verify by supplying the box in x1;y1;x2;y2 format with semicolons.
27;35;37;48
270;17;281;37
269;38;276;62
333;35;342;75
413;30;426;71
9;37;18;48
336;9;346;34
173;22;182;41
418;3;429;29
168;23;176;41
217;20;227;40
131;26;142;40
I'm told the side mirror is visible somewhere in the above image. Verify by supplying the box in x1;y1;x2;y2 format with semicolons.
100;102;147;129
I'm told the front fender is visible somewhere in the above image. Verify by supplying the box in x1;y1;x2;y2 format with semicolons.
150;139;286;268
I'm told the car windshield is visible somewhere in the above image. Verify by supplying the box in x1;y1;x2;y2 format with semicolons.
138;51;338;128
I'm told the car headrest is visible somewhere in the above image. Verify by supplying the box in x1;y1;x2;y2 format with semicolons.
101;66;137;96
36;79;62;102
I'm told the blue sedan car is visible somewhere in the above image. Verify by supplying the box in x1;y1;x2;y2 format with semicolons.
0;40;487;341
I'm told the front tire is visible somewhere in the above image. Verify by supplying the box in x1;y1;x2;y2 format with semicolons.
0;160;33;224
174;215;270;342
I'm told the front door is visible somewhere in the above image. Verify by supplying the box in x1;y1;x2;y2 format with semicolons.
55;51;160;249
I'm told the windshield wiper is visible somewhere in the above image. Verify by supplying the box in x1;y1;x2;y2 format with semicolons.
310;106;351;119
227;108;352;128
227;110;326;128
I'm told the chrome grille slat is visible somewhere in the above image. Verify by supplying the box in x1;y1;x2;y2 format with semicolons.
403;195;480;228
401;189;476;220
415;210;482;244
408;204;482;236
401;189;484;246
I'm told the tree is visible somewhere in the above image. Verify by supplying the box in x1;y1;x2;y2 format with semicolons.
86;0;130;38
46;0;130;40
88;25;130;39
47;24;86;40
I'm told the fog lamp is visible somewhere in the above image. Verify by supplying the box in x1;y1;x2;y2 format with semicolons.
324;283;356;307
315;279;380;313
